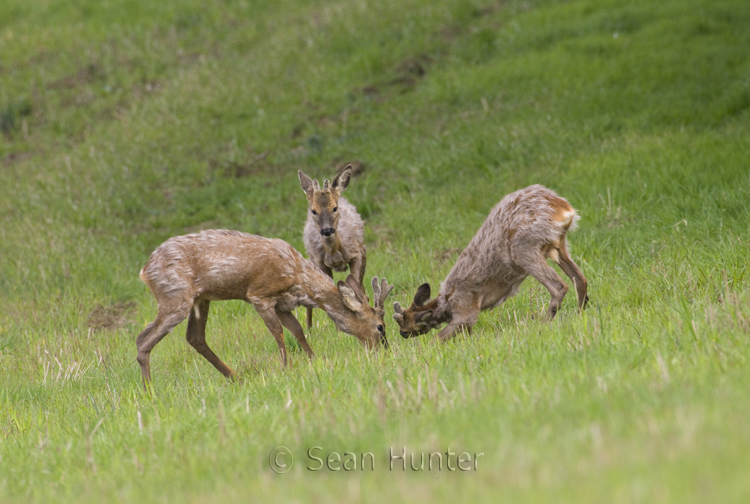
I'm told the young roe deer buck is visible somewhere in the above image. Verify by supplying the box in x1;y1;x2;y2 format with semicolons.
299;165;366;328
393;185;589;341
136;229;393;386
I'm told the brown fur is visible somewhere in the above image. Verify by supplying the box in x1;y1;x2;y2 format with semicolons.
299;165;367;328
393;185;589;341
135;229;391;387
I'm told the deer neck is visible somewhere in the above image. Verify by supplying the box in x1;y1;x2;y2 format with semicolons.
300;262;352;330
315;284;358;334
321;232;341;254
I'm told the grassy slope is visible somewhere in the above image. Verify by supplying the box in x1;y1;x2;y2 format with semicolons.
1;0;749;501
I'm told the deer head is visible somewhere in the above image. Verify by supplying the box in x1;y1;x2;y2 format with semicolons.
298;166;352;240
334;274;393;348
392;283;441;338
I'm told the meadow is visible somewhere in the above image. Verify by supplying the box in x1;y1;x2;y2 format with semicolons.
1;0;749;501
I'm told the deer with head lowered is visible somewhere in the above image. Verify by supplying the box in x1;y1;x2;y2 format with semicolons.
393;185;589;341
136;229;393;386
298;165;366;328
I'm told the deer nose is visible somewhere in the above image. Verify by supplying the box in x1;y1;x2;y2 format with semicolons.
400;330;410;338
321;228;335;237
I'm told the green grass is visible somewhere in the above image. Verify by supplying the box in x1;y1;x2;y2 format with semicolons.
1;0;749;501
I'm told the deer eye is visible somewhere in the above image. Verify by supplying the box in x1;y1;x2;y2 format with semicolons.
377;324;384;333
332;207;338;212
311;210;317;216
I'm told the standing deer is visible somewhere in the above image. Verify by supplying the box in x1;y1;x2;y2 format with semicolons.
393;185;589;341
298;165;366;328
136;229;392;386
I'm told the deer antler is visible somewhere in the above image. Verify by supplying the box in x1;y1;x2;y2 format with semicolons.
371;277;394;310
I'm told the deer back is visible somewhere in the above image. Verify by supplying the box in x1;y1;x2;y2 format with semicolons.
140;230;307;304
443;184;577;290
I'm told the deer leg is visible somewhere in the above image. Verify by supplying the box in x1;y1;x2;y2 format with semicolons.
555;246;589;310
305;307;314;329
522;257;569;320
136;299;192;387
277;309;315;359
350;251;366;288
254;305;288;367
437;321;474;342
306;264;334;328
436;296;479;342
185;299;237;380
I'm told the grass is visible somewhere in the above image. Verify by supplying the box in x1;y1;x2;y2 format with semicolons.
1;0;749;501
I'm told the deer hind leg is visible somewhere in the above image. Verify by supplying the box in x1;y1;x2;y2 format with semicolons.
555;245;589;310
276;309;315;359
254;305;288;367
521;255;569;320
136;298;193;386
185;299;237;380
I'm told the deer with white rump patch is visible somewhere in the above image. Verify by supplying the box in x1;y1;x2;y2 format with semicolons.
299;165;367;328
136;229;392;386
393;185;589;341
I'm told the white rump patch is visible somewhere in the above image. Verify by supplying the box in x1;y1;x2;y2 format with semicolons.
554;209;576;227
556;210;580;231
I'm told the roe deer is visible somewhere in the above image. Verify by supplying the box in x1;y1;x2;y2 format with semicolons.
136;229;392;386
299;165;366;328
393;185;588;341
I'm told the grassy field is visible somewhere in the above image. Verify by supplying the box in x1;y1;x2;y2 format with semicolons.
1;0;750;501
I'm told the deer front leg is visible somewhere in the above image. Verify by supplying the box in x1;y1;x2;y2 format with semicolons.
253;304;288;367
436;322;474;342
277;309;315;359
305;307;314;329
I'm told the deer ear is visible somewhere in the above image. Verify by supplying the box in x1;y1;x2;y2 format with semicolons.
415;310;433;323
344;274;367;302
298;170;314;196
332;165;352;193
338;281;364;312
413;283;431;307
